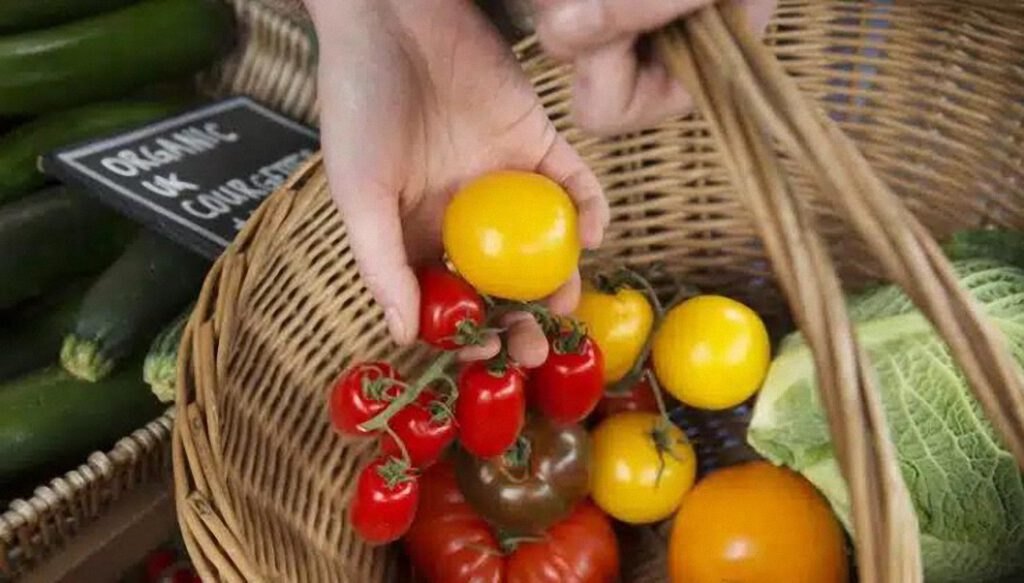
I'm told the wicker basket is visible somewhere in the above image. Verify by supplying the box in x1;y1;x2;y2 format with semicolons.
173;1;1024;582
0;1;319;579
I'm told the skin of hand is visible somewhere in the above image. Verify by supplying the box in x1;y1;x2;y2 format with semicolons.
303;0;610;367
533;0;779;135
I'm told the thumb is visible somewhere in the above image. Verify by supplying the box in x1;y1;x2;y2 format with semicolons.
535;0;716;59
331;181;419;346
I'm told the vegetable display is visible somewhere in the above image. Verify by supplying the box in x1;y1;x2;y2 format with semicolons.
748;258;1024;583
61;229;210;382
0;185;135;309
404;462;620;583
0;99;181;203
0;0;137;33
0;0;232;115
0;281;88;381
323;168;809;583
0;361;163;486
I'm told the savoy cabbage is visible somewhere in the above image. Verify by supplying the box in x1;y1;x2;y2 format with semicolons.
748;259;1024;583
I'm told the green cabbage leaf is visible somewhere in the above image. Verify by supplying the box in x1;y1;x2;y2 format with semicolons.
748;259;1024;583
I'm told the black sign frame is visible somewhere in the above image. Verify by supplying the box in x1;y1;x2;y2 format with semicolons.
43;96;319;259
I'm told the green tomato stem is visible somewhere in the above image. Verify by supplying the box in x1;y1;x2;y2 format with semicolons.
385;425;412;466
645;368;673;424
358;350;457;432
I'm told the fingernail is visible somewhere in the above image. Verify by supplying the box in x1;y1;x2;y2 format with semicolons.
548;0;604;40
385;307;409;345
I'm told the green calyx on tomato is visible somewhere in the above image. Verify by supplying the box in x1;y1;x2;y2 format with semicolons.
550;318;587;355
362;372;399;401
454;414;590;535
375;456;415;489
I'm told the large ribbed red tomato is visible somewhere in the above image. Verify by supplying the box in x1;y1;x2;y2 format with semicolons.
404;462;619;583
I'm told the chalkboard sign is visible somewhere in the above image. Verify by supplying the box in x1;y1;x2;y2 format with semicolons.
43;96;319;259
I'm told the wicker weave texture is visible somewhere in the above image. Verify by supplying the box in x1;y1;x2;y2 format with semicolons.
0;412;174;579
174;1;1024;582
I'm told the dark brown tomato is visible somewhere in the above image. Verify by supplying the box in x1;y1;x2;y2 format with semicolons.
454;414;589;535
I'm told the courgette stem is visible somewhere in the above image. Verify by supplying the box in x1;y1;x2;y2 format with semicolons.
61;230;209;382
143;305;192;403
60;336;115;383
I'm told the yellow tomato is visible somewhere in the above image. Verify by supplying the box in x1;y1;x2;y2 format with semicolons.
589;412;696;524
442;171;579;301
652;295;769;410
669;461;849;583
574;285;654;383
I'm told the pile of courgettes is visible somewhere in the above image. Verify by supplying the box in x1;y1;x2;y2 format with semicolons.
0;0;232;492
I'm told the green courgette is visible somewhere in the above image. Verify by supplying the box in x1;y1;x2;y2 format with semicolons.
143;306;191;403
0;0;137;34
0;0;233;115
0;361;163;487
0;186;135;309
0;282;90;382
0;100;183;204
944;229;1024;269
61;230;209;382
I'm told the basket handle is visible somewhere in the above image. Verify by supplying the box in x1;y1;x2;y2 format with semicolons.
657;5;1024;582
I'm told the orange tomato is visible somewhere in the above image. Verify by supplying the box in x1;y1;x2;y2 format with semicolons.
669;461;849;583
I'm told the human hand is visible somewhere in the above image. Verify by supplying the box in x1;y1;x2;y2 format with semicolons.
304;0;609;366
534;0;778;135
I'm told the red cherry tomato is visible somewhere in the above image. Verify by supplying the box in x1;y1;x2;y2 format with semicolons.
328;362;402;437
418;266;486;350
528;330;604;424
350;455;420;544
456;360;526;458
381;390;458;468
592;374;661;421
144;548;176;582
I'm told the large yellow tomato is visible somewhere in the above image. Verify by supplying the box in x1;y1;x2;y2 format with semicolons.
652;295;769;410
669;461;849;583
442;171;579;301
589;412;696;524
573;285;654;383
